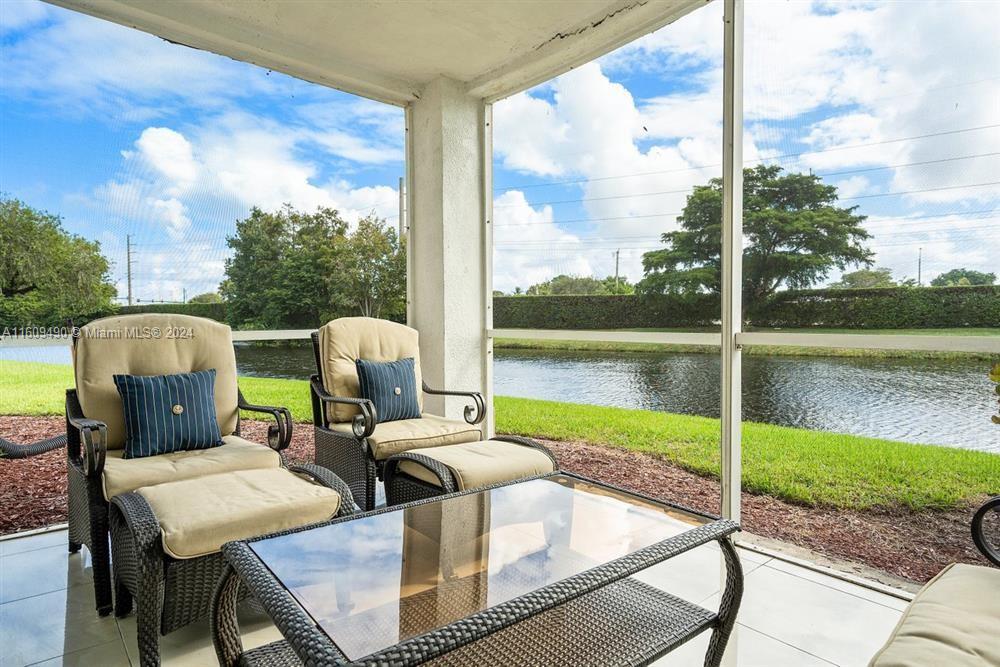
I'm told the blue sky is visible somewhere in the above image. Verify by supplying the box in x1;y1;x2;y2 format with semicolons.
2;0;997;299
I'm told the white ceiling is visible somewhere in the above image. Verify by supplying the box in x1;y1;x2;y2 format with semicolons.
47;0;706;105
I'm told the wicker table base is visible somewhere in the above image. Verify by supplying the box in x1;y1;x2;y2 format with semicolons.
239;577;715;667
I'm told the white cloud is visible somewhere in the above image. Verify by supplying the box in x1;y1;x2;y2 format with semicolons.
833;176;871;199
150;197;191;239
494;0;999;287
92;113;402;246
494;93;571;176
0;0;50;34
492;191;590;293
131;127;199;196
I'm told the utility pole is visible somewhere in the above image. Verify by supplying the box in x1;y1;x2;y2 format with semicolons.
126;234;134;306
613;249;620;290
182;288;187;304
918;247;922;286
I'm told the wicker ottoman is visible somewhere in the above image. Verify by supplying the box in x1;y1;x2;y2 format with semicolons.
383;435;557;505
109;464;355;666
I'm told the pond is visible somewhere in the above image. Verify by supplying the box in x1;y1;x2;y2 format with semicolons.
3;343;996;452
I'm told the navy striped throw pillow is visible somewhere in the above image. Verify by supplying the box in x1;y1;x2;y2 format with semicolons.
113;369;224;459
355;357;420;423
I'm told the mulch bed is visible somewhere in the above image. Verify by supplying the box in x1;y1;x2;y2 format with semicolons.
1;416;989;584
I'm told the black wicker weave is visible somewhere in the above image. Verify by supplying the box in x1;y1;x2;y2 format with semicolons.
382;435;558;506
111;462;357;667
212;472;743;667
66;383;295;617
0;434;67;459
972;495;1000;567
309;331;486;511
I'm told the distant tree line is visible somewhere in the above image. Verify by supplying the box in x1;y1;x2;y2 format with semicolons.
1;183;994;331
220;204;405;329
0;196;116;327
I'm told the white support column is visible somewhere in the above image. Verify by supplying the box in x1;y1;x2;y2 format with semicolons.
408;77;489;419
720;0;744;523
481;104;496;437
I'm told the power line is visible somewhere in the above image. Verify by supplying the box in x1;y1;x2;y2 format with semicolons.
494;207;1000;229
841;181;999;201
495;221;1000;247
496;179;1000;209
494;125;1000;192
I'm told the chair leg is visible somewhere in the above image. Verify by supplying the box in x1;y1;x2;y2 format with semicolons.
135;570;164;667
365;462;377;510
88;501;114;616
115;577;134;618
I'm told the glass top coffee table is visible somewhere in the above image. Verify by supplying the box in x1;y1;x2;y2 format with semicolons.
213;472;742;667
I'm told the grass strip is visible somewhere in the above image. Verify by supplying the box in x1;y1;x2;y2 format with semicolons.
2;360;995;511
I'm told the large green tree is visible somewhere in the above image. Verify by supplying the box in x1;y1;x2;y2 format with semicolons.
639;166;873;308
0;196;116;324
188;292;222;303
828;267;899;289
930;268;996;287
342;216;406;318
220;205;405;328
221;205;349;328
526;274;634;296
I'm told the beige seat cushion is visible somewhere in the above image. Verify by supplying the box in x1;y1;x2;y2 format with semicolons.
317;317;423;423
332;414;481;460
870;563;1000;667
102;434;281;500
136;468;341;559
74;314;239;449
397;439;555;490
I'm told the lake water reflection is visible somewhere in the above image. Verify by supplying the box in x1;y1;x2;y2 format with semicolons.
2;343;995;452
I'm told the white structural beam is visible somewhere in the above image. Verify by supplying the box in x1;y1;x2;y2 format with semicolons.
45;0;420;106
738;332;1000;354
490;329;721;347
482;106;496;437
408;77;489;419
467;0;704;101
720;0;744;524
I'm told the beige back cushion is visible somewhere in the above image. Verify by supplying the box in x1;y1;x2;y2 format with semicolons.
74;314;239;449
318;317;422;423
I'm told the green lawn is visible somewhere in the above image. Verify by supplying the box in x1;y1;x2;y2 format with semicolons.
495;327;999;359
3;359;996;512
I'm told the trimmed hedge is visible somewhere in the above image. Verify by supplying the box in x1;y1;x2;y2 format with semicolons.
493;285;1000;330
756;285;1000;328
494;294;720;329
0;302;229;330
117;302;228;322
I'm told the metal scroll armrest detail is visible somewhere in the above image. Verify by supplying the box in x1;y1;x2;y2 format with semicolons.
237;390;293;451
972;496;1000;566
422;381;486;425
66;389;107;478
309;375;378;438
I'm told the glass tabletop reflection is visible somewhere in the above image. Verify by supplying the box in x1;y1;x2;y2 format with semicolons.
249;474;707;661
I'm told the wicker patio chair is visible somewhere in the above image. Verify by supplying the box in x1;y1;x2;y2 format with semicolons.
66;313;293;616
870;495;1000;665
310;317;486;510
110;464;356;667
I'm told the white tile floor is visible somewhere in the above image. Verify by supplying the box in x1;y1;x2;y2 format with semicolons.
0;527;908;666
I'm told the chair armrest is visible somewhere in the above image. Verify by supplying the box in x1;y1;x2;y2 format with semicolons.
309;375;378;438
422;382;486;425
237;390;293;451
492;435;559;469
972;496;1000;566
288;463;359;515
66;389;107;478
